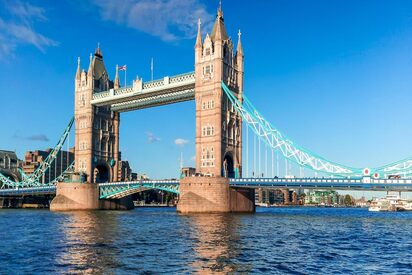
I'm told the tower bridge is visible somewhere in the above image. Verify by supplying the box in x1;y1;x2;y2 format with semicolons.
2;5;412;212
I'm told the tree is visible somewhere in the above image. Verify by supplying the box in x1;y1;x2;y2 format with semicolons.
344;194;354;206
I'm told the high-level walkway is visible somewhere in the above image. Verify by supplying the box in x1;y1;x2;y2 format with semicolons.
91;72;195;112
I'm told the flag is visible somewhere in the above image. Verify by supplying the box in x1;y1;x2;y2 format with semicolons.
119;65;127;71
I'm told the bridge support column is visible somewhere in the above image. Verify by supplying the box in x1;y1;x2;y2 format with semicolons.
50;182;135;211
177;177;255;214
50;182;100;211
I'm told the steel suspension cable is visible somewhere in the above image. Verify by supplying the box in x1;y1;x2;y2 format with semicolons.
246;122;249;177
265;144;268;178
258;137;261;177
254;134;256;178
271;148;274;177
221;82;363;178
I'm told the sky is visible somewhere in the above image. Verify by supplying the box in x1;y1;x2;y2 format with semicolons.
1;0;412;186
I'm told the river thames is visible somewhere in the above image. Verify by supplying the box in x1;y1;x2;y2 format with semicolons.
0;207;411;274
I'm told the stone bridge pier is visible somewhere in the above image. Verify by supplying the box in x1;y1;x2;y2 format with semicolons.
50;176;133;211
177;177;255;213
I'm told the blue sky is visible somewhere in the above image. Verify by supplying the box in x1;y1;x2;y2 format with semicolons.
1;0;412;180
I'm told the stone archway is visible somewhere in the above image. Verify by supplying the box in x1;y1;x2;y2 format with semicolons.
223;153;235;178
93;164;110;183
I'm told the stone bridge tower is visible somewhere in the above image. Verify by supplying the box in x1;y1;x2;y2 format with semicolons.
195;6;244;178
74;47;120;183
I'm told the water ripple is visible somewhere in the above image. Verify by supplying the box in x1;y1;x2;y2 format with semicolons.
0;208;411;273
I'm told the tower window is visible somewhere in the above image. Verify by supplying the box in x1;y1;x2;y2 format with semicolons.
205;48;211;56
201;100;215;110
201;146;215;167
79;94;85;107
202;125;215;136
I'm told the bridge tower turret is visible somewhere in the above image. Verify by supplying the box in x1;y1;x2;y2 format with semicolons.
74;46;120;183
195;6;243;178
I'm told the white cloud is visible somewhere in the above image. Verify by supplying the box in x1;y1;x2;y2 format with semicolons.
175;138;189;146
0;1;57;58
91;0;213;42
8;1;47;23
6;22;58;51
146;132;161;143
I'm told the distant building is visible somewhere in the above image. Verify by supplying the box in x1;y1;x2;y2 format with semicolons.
117;160;132;181
355;196;369;207
256;188;299;205
135;173;149;180
0;150;22;171
23;148;75;184
305;190;340;205
0;150;22;182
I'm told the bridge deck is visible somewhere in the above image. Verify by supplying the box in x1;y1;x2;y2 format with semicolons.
0;186;56;196
230;178;412;191
2;177;412;197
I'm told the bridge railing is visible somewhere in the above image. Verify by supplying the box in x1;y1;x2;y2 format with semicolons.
230;177;412;184
169;72;195;84
93;91;110;100
143;78;166;89
114;87;133;96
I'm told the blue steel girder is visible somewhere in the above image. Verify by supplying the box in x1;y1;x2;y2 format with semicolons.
99;180;180;199
0;161;74;189
372;157;412;177
0;117;74;188
19;117;74;186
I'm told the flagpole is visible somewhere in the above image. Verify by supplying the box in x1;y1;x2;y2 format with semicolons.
151;58;153;81
124;67;127;87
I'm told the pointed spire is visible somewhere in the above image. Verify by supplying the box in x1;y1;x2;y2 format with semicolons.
237;29;243;55
211;2;228;41
75;57;81;80
218;0;223;18
195;18;202;48
87;53;93;76
95;42;102;58
114;64;120;89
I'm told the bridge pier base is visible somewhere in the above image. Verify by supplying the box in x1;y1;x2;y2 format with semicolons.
50;182;134;211
50;182;100;211
177;177;255;214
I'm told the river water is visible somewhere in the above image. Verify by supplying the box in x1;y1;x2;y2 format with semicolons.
0;207;411;274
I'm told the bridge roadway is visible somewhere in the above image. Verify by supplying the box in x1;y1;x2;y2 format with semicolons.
2;177;412;198
91;72;195;112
